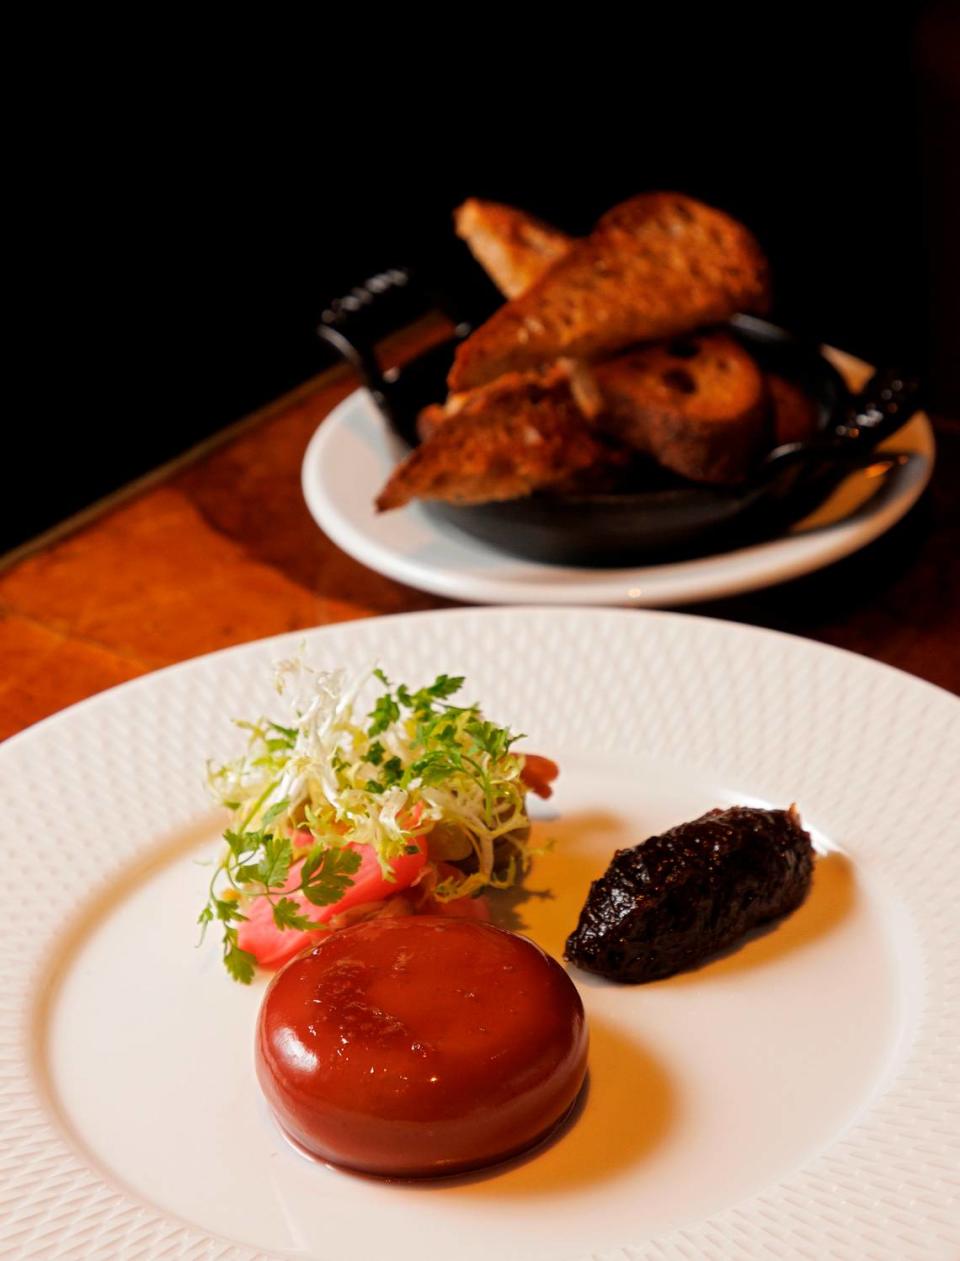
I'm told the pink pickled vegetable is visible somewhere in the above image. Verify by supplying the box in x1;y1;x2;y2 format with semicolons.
238;836;427;970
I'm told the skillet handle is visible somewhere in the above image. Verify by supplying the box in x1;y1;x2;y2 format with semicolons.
834;368;923;449
765;368;923;476
316;266;435;414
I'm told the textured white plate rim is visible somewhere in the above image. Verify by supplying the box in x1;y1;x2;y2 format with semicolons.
4;605;959;755
300;366;935;607
2;607;958;1261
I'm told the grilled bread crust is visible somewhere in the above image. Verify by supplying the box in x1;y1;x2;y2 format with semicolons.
593;332;770;483
449;192;770;392
454;198;573;299
376;368;623;511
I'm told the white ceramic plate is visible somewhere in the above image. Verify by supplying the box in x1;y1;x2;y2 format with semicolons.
301;350;935;606
3;608;958;1260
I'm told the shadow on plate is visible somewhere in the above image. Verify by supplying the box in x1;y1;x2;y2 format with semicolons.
402;1017;675;1197
488;810;626;956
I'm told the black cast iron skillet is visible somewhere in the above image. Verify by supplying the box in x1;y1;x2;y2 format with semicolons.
317;266;922;566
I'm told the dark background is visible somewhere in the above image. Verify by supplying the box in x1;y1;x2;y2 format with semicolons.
9;3;958;553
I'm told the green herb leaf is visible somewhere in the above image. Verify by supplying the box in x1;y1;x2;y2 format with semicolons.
382;756;404;786
272;897;319;932
224;940;257;984
257;835;293;889
367;693;400;736
299;844;324;884
262;798;290;826
300;847;362;906
214;897;246;924
224;829;259;858
428;673;465;699
465;717;524;760
408;749;462;785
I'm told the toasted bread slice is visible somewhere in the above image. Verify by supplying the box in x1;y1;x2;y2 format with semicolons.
768;373;820;446
449;193;770;392
376;369;621;511
416;401;453;444
592;332;769;483
454;199;574;299
417;358;604;444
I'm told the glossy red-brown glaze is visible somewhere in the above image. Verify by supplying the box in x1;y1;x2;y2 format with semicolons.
255;916;588;1177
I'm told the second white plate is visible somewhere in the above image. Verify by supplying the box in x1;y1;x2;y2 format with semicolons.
301;349;934;606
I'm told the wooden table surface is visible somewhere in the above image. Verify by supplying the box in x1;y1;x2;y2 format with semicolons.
2;321;958;741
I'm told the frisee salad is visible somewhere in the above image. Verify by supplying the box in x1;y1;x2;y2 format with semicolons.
198;658;558;982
